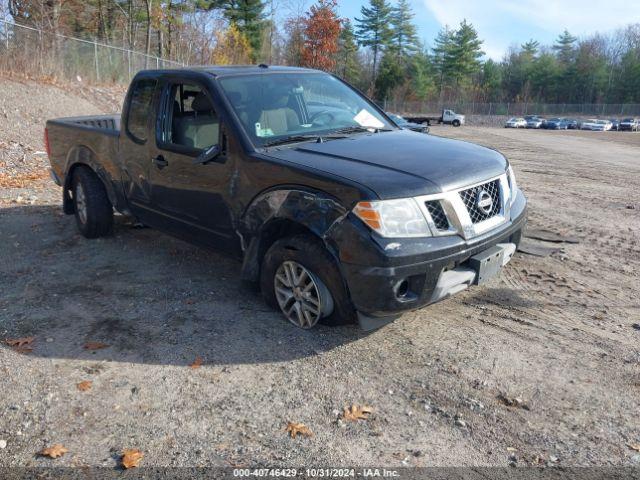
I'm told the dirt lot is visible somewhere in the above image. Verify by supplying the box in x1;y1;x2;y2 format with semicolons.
1;78;639;469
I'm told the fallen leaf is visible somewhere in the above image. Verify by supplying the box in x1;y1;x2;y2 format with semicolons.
285;422;313;439
13;346;33;354
39;444;68;458
532;455;545;465
628;443;640;452
189;356;203;369
121;449;144;469
83;342;109;351
497;393;530;410
0;170;48;188
342;404;373;422
77;380;92;392
5;337;34;347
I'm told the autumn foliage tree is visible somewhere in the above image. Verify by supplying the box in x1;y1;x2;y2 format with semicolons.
212;23;253;65
301;0;341;72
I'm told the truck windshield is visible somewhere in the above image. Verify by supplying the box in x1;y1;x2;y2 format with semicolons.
218;72;393;147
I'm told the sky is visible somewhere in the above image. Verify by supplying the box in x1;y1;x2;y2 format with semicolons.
333;0;640;60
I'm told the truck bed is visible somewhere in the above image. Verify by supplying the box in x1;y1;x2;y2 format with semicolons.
46;114;121;187
404;114;441;125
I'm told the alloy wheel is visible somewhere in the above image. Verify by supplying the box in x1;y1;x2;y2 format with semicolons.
274;260;333;329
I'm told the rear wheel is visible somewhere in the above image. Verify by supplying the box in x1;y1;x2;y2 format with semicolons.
260;234;355;328
71;167;113;238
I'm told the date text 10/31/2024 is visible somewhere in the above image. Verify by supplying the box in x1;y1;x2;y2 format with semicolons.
233;469;401;478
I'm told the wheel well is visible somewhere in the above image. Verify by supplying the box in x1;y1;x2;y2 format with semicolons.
257;219;317;263
63;163;114;215
241;218;327;283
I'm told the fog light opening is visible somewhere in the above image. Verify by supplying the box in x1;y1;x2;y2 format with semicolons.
395;279;410;299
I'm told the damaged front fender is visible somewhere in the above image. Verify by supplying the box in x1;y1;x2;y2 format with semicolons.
238;188;350;282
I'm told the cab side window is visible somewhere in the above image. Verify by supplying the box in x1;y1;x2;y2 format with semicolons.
127;78;157;142
163;83;219;151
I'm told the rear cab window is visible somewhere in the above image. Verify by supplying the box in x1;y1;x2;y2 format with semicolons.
157;81;220;155
126;78;157;142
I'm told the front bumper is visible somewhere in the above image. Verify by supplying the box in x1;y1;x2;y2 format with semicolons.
336;192;527;325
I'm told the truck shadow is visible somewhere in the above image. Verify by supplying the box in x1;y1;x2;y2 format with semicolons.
0;204;367;366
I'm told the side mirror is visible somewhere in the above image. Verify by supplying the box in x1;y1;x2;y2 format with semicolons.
193;144;221;165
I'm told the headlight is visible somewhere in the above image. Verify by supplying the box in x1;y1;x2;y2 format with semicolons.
507;165;518;205
353;199;431;238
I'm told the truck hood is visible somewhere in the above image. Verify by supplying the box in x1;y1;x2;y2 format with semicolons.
264;130;507;199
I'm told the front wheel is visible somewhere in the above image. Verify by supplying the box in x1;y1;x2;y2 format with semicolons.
452;119;461;127
260;234;356;328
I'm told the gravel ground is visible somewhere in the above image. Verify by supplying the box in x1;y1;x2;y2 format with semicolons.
1;79;639;469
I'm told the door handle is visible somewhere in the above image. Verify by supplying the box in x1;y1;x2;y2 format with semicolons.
152;155;168;169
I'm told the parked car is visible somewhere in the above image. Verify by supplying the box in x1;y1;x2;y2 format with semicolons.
525;116;545;128
387;113;429;133
45;66;526;330
543;118;570;130
504;117;527;128
609;119;620;131
591;120;613;131
619;118;639;131
564;119;578;129
580;119;599;130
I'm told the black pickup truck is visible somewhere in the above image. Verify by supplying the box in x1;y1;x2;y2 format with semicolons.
45;66;527;330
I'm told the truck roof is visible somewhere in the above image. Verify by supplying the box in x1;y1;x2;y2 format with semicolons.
137;65;320;78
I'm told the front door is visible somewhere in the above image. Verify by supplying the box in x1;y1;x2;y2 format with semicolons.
148;79;236;251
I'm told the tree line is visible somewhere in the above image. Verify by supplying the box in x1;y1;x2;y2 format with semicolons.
6;0;640;104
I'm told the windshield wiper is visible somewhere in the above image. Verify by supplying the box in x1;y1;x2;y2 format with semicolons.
262;135;322;147
331;126;393;135
262;133;348;148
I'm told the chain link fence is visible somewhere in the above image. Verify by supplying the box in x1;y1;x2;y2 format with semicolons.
0;18;183;84
383;100;640;118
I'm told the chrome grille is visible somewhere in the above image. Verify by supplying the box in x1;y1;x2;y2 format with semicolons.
459;179;501;224
425;200;449;230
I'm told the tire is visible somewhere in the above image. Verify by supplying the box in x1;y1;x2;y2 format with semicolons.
260;234;356;328
71;167;114;239
452;119;461;127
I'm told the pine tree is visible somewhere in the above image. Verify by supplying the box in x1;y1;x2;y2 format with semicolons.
221;0;267;61
375;50;404;100
521;39;540;58
552;30;578;101
389;0;419;62
480;58;502;101
553;29;577;64
355;0;393;80
410;49;437;100
337;19;361;84
448;20;484;85
431;26;455;94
